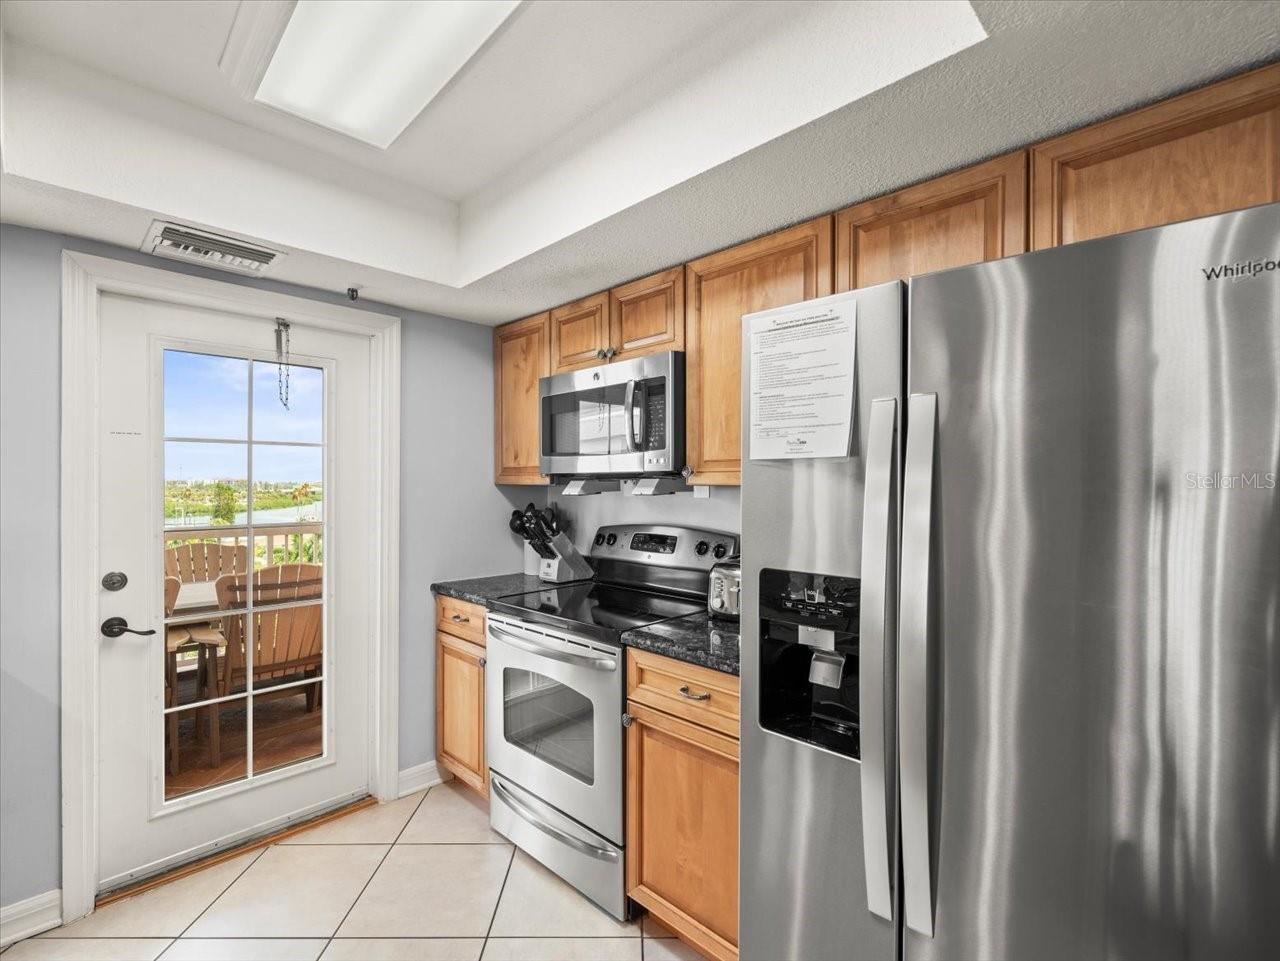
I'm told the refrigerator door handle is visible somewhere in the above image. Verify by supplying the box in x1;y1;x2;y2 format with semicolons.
900;391;938;937
859;397;897;921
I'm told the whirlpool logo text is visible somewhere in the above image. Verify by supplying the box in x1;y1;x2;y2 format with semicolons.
1201;257;1279;282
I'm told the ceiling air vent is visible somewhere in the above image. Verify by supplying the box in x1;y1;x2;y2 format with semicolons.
142;222;283;276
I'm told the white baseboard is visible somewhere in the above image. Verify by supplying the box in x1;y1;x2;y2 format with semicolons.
398;760;446;798
1;888;62;947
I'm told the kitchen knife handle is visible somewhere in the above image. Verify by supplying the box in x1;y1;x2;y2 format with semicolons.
900;392;938;937
859;397;897;922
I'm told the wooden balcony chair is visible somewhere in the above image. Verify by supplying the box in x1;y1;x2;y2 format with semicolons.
163;575;190;776
206;564;324;766
165;542;248;584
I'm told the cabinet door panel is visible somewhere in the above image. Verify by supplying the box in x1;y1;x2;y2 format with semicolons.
550;293;610;373
437;631;487;795
1032;63;1280;249
685;217;832;485
610;267;684;361
627;701;739;961
494;313;550;485
836;151;1027;291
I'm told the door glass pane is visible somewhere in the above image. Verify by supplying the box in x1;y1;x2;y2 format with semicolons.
164;351;248;440
165;698;249;800
245;599;323;694
160;347;327;802
502;668;594;785
251;445;323;524
252;681;323;774
253;361;323;443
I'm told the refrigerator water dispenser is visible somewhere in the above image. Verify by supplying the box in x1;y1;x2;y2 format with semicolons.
758;567;860;758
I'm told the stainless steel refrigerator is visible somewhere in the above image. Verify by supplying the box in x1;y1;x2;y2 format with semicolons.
739;203;1280;961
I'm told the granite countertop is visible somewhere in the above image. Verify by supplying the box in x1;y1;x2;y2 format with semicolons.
430;572;550;606
621;612;740;676
431;574;740;676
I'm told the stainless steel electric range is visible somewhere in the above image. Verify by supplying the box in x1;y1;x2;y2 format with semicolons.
484;524;737;919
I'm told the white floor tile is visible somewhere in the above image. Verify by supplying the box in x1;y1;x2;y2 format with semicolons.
185;844;388;938
488;852;639;939
1;940;170;961
281;795;424;845
42;852;262;939
641;915;677;939
482;938;642;961
321;940;483;961
159;939;327;961
398;784;505;844
642;936;710;961
336;845;513;938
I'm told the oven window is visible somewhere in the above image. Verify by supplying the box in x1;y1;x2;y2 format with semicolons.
502;668;595;785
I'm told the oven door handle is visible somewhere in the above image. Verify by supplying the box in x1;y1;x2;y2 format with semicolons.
488;624;618;672
491;775;620;863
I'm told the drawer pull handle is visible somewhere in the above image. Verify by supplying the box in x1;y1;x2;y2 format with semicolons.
678;685;711;701
451;614;470;623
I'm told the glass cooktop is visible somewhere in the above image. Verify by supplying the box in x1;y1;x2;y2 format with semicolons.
487;581;703;643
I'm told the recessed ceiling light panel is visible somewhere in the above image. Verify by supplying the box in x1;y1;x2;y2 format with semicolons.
256;0;520;149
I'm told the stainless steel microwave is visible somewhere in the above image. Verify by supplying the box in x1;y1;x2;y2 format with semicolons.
539;351;685;477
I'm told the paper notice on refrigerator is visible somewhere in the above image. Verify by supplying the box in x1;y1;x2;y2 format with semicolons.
748;300;856;460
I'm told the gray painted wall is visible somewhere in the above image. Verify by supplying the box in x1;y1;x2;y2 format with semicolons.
0;223;528;908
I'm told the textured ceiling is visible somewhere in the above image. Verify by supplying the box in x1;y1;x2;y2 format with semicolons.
2;0;1278;325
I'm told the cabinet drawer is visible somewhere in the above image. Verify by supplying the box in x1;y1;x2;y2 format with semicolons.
626;649;739;739
436;595;486;645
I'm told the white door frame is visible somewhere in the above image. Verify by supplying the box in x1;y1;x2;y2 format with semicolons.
59;251;402;922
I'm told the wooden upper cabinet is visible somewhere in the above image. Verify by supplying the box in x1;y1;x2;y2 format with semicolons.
1031;63;1280;250
550;292;610;373
609;267;685;362
494;312;550;485
685;217;833;486
835;151;1028;291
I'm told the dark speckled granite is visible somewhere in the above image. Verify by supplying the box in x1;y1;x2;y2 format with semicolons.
430;572;553;606
622;612;740;676
432;574;739;675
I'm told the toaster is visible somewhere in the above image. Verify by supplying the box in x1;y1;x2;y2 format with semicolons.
708;556;741;620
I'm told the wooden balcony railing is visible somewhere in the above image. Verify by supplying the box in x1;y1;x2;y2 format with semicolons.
164;523;324;572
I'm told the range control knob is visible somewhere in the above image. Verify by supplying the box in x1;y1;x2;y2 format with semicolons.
711;596;725;610
593;533;605;546
605;532;618;546
713;543;728;559
695;541;710;556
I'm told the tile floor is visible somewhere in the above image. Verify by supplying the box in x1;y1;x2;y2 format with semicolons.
3;782;708;961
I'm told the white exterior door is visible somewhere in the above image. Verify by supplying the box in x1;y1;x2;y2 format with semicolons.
95;291;374;891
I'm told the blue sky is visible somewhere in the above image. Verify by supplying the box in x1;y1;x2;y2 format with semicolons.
164;351;323;483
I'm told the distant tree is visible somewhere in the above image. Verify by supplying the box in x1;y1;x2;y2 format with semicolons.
211;482;237;525
292;481;314;519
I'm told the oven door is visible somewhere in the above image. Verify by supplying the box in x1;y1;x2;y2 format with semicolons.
539;351;684;477
484;615;624;844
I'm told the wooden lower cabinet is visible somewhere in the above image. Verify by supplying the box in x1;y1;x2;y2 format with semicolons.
436;596;488;796
626;652;741;961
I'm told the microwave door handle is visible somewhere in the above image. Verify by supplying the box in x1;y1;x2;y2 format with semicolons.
859;397;897;922
900;392;938;937
623;379;640;452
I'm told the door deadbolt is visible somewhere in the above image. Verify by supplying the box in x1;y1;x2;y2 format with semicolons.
101;571;128;591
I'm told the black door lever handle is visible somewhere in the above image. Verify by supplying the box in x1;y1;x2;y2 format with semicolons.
101;616;157;638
